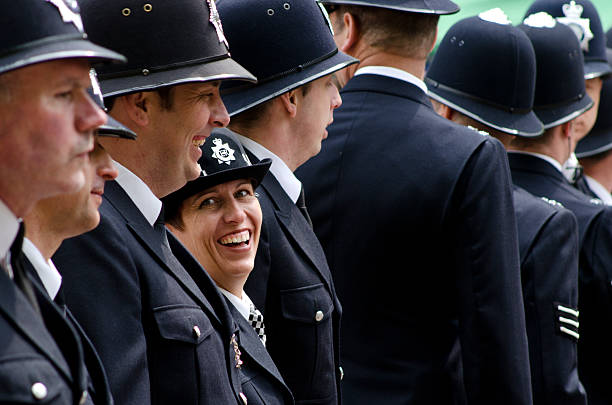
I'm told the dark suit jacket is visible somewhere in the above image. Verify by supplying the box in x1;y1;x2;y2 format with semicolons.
240;148;343;405
513;186;585;405
0;269;93;405
22;257;114;405
225;302;294;405
509;152;612;405
295;74;532;405
53;180;245;405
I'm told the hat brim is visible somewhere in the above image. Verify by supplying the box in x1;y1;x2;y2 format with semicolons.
98;116;137;140
221;51;357;116
427;87;544;137
0;38;126;75
575;127;612;158
584;60;612;80
319;0;460;15
535;94;594;129
164;158;272;206
99;56;256;98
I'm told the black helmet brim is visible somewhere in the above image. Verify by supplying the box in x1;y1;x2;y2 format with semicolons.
535;93;594;129
98;116;137;140
318;0;459;15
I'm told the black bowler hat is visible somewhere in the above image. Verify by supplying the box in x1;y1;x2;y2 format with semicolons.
217;0;358;116
576;53;612;157
162;131;272;207
525;0;612;79
0;0;125;75
78;0;256;98
319;0;459;15
426;9;543;137
519;13;593;129
88;70;137;140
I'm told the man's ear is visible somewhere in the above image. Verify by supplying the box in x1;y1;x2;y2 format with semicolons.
562;120;573;138
122;92;150;126
279;90;299;117
430;98;453;120
336;11;359;53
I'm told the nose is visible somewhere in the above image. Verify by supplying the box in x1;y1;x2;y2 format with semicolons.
210;94;231;128
76;89;107;135
331;86;342;110
97;148;119;181
223;197;246;224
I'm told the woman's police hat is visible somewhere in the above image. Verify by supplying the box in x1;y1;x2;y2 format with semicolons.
318;0;459;15
162;130;272;210
217;0;358;116
0;0;125;75
525;0;612;79
576;51;612;158
426;9;543;137
78;0;256;98
519;12;593;129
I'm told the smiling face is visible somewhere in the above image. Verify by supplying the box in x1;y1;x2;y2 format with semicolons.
146;81;230;196
168;178;262;295
0;59;106;216
292;74;342;168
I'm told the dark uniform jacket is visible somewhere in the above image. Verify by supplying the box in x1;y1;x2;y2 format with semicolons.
296;73;532;405
226;302;294;405
0;268;94;405
512;186;585;405
241;149;343;405
53;180;245;405
509;152;612;405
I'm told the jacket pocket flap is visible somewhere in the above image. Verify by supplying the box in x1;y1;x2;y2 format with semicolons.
280;283;334;324
153;305;213;344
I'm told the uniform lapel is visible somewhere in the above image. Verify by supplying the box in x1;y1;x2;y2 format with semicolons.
103;181;221;325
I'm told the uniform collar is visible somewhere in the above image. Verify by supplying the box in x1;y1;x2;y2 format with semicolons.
354;66;428;94
233;131;302;203
584;175;612;205
507;150;564;173
22;238;62;299
0;198;19;263
218;287;254;322
113;160;162;226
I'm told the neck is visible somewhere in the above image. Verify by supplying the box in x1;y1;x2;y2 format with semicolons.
343;45;427;84
507;127;571;166
583;156;612;193
23;213;62;261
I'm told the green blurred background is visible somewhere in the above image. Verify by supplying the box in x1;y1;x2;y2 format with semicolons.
437;0;612;46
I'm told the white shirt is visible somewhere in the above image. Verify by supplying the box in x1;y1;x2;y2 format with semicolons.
234;131;302;204
0;199;19;264
354;65;428;94
508;151;564;173
219;287;256;322
113;160;162;226
22;238;62;299
584;175;612;205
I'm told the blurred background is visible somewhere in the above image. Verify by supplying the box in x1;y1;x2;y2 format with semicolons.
437;0;612;46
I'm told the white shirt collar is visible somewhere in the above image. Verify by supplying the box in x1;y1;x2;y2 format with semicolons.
354;66;428;94
584;175;612;205
0;199;19;263
218;287;254;322
113;160;162;226
508;150;564;173
22;238;62;299
233;132;302;203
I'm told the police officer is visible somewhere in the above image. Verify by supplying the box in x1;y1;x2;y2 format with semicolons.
296;1;532;404
524;0;611;184
427;9;585;404
52;1;257;404
508;13;612;405
0;1;125;403
213;1;357;403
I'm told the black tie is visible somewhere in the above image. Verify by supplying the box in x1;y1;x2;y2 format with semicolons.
5;223;41;315
296;186;313;228
154;208;171;250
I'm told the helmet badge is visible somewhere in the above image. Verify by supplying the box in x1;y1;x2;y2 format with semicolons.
557;1;594;52
211;138;236;165
207;0;229;49
45;0;84;33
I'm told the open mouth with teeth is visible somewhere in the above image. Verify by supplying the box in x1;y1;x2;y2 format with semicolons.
193;139;206;147
218;230;251;247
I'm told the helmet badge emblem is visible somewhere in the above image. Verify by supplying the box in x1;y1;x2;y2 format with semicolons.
207;0;229;48
45;0;84;33
211;138;236;165
557;1;594;52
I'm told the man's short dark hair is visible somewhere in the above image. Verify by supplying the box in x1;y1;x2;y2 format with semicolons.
105;86;175;112
329;5;439;59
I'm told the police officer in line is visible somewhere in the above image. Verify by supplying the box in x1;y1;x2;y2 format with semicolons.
427;10;585;404
296;1;533;404
575;43;612;203
213;0;357;403
0;1;125;403
507;14;612;405
524;0;611;185
52;0;257;403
